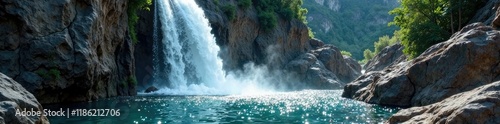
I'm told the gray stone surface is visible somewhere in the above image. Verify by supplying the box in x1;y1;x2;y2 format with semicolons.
363;43;406;72
388;81;500;124
0;0;135;104
0;73;48;124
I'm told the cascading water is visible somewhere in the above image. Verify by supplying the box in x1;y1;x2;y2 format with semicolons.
149;0;296;95
151;0;249;95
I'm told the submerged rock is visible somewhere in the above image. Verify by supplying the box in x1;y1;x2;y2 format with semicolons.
343;23;500;107
0;73;48;124
144;86;159;93
0;0;135;103
363;43;406;72
388;80;500;123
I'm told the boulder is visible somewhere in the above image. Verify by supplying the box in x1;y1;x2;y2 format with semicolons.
0;0;135;103
388;81;500;124
363;43;406;72
285;45;361;89
312;45;361;83
285;53;342;89
144;86;159;93
342;23;500;107
0;73;48;124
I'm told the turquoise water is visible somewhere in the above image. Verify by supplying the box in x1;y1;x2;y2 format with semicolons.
45;90;399;123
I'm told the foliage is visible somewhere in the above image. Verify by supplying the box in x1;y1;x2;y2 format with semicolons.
254;0;308;31
121;80;128;88
341;51;352;57
362;34;399;62
303;0;399;60
389;0;486;58
128;76;138;86
238;0;252;9
257;11;278;31
214;0;219;6
222;5;237;21
128;0;153;44
362;49;375;63
308;27;315;38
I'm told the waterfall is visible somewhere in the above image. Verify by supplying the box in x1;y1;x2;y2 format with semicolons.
152;0;227;94
150;0;280;95
152;0;159;84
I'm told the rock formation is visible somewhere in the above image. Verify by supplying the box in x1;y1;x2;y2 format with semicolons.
194;0;311;70
343;23;500;107
0;73;48;124
0;0;135;104
363;43;406;72
285;42;361;89
388;80;500;123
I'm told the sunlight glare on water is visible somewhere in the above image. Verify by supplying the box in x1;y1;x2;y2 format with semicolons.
46;90;399;123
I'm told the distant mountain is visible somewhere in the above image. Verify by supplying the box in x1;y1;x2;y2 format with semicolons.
304;0;399;60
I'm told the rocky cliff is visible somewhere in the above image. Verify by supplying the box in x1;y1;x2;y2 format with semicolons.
0;73;48;124
0;0;135;104
194;0;311;70
343;23;500;107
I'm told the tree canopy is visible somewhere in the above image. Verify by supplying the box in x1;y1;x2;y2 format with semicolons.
390;0;486;58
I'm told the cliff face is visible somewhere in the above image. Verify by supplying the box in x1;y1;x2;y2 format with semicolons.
194;0;311;70
193;0;360;88
0;0;135;104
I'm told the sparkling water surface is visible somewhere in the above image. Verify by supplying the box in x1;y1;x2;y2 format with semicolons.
45;90;399;123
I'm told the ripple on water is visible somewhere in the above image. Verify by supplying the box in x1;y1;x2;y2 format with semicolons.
45;90;400;123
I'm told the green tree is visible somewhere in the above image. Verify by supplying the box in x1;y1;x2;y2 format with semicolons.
254;0;308;31
238;0;252;9
341;51;352;57
389;0;485;58
363;49;375;63
222;5;236;21
362;34;399;62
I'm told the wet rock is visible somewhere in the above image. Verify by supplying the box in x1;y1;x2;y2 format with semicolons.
144;86;159;93
0;73;48;124
388;81;500;124
343;23;500;107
